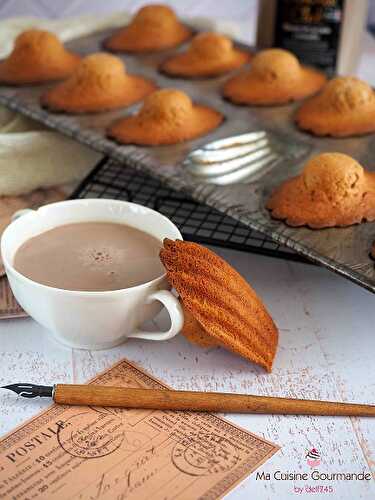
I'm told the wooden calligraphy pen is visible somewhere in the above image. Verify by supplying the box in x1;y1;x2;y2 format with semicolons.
1;383;375;417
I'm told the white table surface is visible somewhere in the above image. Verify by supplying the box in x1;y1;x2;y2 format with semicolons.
1;23;375;500
1;248;375;499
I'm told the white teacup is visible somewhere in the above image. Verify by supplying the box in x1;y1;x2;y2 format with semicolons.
1;199;184;349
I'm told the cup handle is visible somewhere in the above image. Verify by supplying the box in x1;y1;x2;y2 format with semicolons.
11;208;36;222
128;290;184;341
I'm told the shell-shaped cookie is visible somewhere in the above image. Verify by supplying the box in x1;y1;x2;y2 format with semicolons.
295;76;375;137
107;89;223;146
223;48;326;106
160;32;251;78
267;153;375;228
160;239;279;372
41;53;156;114
104;4;191;53
0;29;80;85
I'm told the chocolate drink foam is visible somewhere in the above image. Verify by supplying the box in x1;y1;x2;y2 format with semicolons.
14;222;164;291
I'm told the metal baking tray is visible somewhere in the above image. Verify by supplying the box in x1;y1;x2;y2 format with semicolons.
0;27;374;293
70;156;311;264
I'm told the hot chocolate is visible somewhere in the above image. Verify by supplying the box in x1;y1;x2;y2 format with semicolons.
13;222;164;291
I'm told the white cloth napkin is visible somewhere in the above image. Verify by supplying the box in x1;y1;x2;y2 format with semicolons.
0;13;237;196
0;108;99;195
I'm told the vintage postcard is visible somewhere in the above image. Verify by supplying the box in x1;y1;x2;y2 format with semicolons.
0;276;27;319
0;187;65;277
0;359;280;499
0;186;65;319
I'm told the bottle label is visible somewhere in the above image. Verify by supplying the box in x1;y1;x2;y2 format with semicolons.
275;0;344;74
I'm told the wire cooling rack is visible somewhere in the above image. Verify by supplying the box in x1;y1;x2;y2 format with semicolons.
71;158;311;264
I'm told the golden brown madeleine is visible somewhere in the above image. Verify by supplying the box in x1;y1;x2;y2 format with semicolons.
108;88;223;146
160;239;279;372
223;48;326;105
160;32;251;78
104;4;191;53
0;29;80;85
180;303;219;348
295;76;375;137
267;153;375;228
41;53;156;113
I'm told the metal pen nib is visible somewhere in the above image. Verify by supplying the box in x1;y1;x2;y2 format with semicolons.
1;383;53;398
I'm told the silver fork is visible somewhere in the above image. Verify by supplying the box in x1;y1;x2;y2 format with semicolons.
183;131;281;186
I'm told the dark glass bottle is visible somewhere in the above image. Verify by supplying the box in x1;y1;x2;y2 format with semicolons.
257;0;368;75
